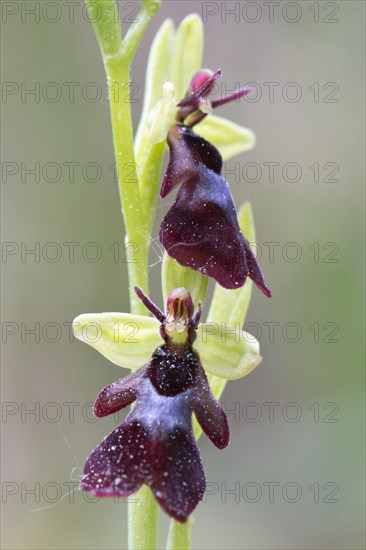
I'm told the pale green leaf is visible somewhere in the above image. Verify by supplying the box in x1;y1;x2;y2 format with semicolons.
162;252;209;309
73;313;160;370
171;14;204;101
195;323;261;380
195;115;256;160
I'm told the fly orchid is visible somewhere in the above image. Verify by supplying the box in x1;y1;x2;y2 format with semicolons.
76;6;271;548
79;287;231;522
159;69;272;296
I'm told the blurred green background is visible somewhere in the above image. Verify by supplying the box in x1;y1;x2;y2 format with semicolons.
1;1;365;548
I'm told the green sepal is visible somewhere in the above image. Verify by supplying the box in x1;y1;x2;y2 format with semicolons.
195;323;261;380
171;14;204;101
145;82;177;145
120;0;163;63
162;252;209;310
134;18;175;156
73;313;160;370
195;115;256;161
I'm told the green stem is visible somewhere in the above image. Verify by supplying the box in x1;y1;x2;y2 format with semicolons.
166;518;191;550
105;55;149;315
128;485;159;550
93;3;163;548
105;52;160;550
102;0;162;315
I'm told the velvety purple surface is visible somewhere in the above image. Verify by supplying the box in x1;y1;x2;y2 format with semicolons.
81;344;229;522
160;125;271;296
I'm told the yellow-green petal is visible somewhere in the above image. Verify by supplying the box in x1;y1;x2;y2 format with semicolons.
73;313;160;370
195;115;256;160
195;323;261;380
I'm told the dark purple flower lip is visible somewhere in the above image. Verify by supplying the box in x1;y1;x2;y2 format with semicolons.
80;288;229;522
159;123;272;296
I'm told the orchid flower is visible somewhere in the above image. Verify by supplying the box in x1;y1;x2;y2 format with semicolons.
79;287;232;522
159;70;271;296
77;5;271;548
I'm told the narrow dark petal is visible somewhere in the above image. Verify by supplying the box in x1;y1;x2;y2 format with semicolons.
211;86;251;108
193;364;230;449
190;302;202;329
134;286;166;323
160;125;222;198
80;421;149;497
149;427;205;523
94;367;147;418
